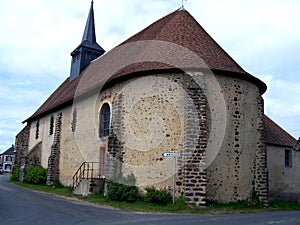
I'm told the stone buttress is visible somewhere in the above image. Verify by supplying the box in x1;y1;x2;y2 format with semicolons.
46;113;63;186
183;73;207;206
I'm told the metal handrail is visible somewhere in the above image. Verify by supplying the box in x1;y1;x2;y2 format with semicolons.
72;162;100;190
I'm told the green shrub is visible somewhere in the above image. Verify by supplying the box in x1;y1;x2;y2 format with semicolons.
24;166;47;185
174;195;188;209
10;168;20;181
107;182;140;202
144;187;172;204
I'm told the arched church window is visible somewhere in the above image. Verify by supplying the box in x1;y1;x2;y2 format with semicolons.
99;103;110;138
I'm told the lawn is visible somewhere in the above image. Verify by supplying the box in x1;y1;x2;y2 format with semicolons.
9;180;300;214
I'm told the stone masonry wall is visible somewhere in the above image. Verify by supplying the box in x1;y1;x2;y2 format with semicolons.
106;93;124;182
32;71;266;205
20;141;42;181
205;76;263;203
118;74;184;189
15;125;30;168
255;96;269;204
183;74;207;206
47;113;62;186
101;72;264;206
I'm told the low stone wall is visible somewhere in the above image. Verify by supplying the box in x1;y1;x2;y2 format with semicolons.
20;141;42;181
15;125;30;168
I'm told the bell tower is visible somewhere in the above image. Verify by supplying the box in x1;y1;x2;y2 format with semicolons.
70;1;105;81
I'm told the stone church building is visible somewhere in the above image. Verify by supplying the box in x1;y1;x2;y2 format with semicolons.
15;3;298;206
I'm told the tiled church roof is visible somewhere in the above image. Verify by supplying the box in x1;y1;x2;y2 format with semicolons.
264;115;296;147
120;9;247;74
26;9;267;122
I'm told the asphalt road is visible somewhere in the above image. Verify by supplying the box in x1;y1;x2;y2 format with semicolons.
1;174;300;225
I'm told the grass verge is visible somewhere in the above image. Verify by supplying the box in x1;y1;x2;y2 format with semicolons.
8;180;300;214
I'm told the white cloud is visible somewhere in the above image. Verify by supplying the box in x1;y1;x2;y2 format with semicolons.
261;75;300;138
264;78;300;116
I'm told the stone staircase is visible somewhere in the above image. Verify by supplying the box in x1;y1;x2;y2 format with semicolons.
72;162;105;196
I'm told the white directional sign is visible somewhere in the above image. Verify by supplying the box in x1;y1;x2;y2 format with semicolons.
162;152;181;157
162;150;181;205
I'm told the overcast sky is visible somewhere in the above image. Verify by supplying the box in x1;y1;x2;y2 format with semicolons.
0;0;299;153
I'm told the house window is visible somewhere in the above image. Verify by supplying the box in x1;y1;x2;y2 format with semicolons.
285;149;292;168
35;120;40;139
5;156;12;162
71;108;77;132
99;103;110;138
49;115;54;135
4;164;11;171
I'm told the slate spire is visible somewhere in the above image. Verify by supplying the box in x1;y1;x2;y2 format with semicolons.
70;1;105;81
82;0;97;45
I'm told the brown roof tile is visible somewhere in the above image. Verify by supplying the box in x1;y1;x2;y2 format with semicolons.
264;115;296;147
25;9;267;122
119;9;247;74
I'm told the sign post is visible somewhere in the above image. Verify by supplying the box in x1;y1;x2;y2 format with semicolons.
162;149;180;205
172;155;176;205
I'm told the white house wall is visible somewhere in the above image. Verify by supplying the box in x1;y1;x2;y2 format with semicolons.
267;145;300;201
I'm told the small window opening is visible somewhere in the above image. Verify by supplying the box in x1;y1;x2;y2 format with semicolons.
35;120;40;139
86;51;91;60
49;115;54;135
99;103;110;138
285;149;292;168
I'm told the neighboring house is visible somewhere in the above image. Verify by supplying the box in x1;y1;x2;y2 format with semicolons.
264;116;299;202
0;145;15;172
14;2;298;206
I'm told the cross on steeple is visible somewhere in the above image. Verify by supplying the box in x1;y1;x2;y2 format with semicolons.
181;0;187;9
